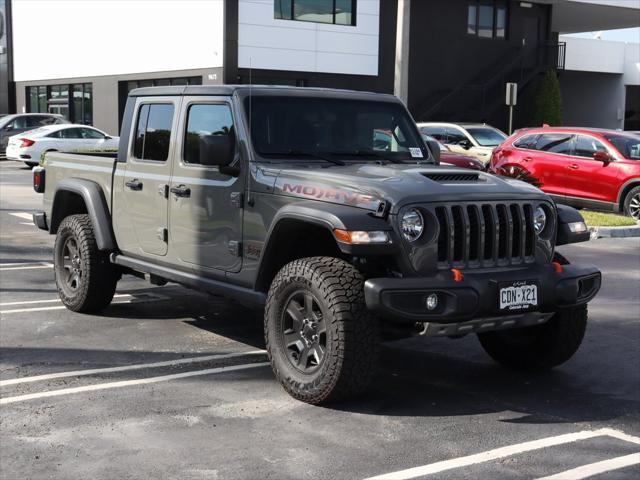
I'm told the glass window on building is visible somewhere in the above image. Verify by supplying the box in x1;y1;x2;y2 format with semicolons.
467;1;507;39
26;83;92;124
275;0;356;26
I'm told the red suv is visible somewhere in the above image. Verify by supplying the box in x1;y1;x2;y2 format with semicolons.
490;127;640;220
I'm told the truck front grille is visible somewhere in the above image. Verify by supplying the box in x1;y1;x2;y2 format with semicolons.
435;202;536;269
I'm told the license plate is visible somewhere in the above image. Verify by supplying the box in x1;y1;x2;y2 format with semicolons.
499;280;538;311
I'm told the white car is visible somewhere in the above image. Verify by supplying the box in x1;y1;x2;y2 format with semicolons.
5;124;119;167
417;122;507;165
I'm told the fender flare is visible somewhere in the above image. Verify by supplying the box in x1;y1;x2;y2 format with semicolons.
51;178;117;251
616;178;640;212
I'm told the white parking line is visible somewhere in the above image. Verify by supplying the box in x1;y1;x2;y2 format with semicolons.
363;428;640;480
0;293;133;307
0;362;270;405
8;212;33;221
536;452;640;480
0;350;267;386
0;262;53;271
0;292;169;314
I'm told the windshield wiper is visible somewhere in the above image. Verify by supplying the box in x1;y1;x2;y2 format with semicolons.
261;150;345;166
332;149;404;164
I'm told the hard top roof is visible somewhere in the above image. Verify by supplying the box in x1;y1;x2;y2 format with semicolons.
128;84;398;102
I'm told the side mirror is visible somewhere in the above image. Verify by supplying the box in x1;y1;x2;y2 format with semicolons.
199;134;237;174
104;135;112;140
593;150;611;164
425;139;441;164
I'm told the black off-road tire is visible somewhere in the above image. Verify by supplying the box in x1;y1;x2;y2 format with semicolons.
477;304;587;371
265;257;378;404
54;214;119;313
623;186;640;221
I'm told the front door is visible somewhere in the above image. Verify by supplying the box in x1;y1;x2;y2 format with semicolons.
564;135;621;205
168;98;243;273
116;99;178;257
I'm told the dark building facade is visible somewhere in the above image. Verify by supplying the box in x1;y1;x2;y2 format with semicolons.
0;0;14;114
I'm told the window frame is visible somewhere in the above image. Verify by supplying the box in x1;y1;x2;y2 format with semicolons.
274;0;357;27
129;100;177;164
467;0;508;40
179;99;237;170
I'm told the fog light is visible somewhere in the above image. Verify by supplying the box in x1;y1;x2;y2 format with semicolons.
426;293;439;311
568;221;587;233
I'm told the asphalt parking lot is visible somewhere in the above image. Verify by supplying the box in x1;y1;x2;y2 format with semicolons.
1;159;639;480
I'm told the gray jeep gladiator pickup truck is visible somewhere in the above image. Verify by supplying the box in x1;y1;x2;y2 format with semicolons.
33;85;601;404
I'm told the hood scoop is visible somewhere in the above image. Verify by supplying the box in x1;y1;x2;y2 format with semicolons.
423;172;482;182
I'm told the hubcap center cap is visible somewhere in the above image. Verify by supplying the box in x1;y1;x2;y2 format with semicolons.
301;318;318;346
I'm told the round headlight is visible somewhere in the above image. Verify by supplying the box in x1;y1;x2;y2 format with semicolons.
534;206;547;234
401;209;424;242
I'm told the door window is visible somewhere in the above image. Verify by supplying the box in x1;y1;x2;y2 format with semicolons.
133;103;174;161
80;128;105;139
513;134;539;150
574;135;607;158
445;128;468;145
61;128;83;139
535;133;573;155
183;104;234;165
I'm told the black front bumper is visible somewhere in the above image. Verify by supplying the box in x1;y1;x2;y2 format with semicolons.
364;263;601;323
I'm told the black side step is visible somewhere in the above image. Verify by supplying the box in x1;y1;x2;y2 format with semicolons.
110;254;266;307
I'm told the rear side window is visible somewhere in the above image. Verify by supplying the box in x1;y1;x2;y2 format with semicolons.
133;103;174;161
513;134;539;150
47;130;63;139
574;135;607;158
183;104;234;164
535;133;573;155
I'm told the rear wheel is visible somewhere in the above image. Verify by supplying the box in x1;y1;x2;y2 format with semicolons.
623;186;640;221
265;257;378;404
54;214;119;313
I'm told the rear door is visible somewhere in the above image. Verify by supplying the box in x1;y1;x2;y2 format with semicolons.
116;99;178;257
564;134;621;205
527;132;574;200
168;97;243;273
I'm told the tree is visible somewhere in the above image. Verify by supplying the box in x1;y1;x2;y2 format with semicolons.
531;70;563;127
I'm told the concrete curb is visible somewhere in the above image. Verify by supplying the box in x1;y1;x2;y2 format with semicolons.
589;225;640;239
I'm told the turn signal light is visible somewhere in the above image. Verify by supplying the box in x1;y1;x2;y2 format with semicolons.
333;229;391;244
19;138;35;148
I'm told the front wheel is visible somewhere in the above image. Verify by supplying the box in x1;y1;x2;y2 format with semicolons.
477;305;587;371
54;214;119;313
265;257;378;404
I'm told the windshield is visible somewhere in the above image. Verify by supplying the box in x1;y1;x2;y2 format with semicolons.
245;96;430;162
466;127;507;147
605;134;640;160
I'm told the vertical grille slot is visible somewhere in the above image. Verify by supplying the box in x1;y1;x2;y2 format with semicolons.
436;207;448;262
496;204;508;259
482;205;494;262
451;206;464;262
510;204;522;259
467;206;480;262
523;204;534;256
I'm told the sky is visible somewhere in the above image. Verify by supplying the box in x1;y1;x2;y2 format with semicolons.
567;27;640;42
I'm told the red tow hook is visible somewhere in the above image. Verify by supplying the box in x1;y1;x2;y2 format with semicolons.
451;268;464;283
552;261;563;274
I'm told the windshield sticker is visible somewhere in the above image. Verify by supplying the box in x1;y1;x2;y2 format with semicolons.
409;148;423;158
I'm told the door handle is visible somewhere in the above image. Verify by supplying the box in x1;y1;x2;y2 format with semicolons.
125;179;143;191
568;164;579;170
170;185;191;198
523;157;532;162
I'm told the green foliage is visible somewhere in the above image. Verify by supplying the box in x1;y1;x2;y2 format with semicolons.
531;70;563;127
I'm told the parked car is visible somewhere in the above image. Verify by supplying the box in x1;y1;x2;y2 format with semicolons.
422;135;485;170
0;113;68;157
490;127;640;220
33;85;600;405
417;122;507;165
6;124;119;167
